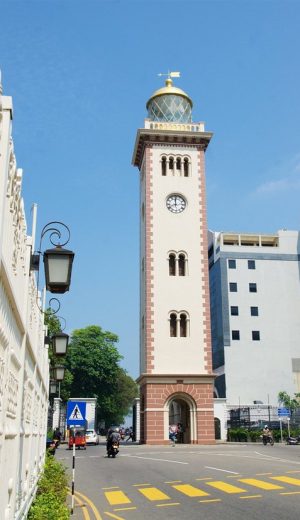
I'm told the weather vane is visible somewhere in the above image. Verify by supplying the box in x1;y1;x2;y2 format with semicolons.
158;71;181;80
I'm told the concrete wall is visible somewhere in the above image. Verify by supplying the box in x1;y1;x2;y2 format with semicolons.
0;89;49;519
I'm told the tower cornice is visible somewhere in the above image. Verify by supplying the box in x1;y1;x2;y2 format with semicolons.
132;127;213;169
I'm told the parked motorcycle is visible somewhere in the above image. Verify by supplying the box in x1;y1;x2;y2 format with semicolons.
107;442;119;458
286;435;300;445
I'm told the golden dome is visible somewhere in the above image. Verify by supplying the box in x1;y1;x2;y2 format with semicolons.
146;78;193;109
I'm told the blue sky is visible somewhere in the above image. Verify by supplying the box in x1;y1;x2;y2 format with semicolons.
1;0;300;378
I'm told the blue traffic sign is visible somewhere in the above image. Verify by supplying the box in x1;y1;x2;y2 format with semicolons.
278;407;290;417
67;401;86;426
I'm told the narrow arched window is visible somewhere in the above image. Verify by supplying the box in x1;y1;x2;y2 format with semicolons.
178;254;185;276
162;156;167;176
180;314;187;337
184;158;189;177
176;157;181;171
169;157;174;171
169;254;176;276
170;313;177;337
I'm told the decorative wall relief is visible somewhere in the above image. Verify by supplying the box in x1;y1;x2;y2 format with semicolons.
6;370;19;419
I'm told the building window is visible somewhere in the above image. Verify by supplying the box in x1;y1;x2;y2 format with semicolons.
232;330;240;340
161;156;167;176
251;306;259;316
252;330;260;341
176;157;181;171
248;260;256;269
169;157;174;172
231;306;239;316
229;282;238;292
228;259;236;269
170;313;177;337
249;283;257;293
180;314;187;337
184;157;189;177
169;254;176;276
168;251;187;276
178;254;186;276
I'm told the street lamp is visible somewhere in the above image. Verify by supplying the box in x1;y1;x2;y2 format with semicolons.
52;331;69;356
43;246;74;294
50;380;59;394
53;366;65;381
31;221;75;296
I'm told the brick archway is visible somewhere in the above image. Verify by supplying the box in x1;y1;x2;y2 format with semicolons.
164;392;197;444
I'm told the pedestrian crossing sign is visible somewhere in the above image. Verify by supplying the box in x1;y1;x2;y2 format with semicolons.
66;401;86;426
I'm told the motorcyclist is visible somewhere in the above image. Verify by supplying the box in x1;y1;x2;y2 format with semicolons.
106;427;120;453
262;425;273;443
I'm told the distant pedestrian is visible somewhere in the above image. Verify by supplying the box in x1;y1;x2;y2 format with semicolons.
169;424;178;446
126;427;134;442
177;423;184;443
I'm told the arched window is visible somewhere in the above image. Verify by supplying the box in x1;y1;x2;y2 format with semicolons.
161;156;167;176
169;254;176;276
178;254;186;276
184;157;189;177
180;314;187;337
170;313;177;337
169;157;174;172
176;157;181;171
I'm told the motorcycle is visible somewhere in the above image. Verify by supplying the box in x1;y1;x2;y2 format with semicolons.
286;435;300;445
262;435;274;446
107;442;119;458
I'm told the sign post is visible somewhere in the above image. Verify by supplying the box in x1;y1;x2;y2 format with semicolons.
277;408;290;444
67;402;86;515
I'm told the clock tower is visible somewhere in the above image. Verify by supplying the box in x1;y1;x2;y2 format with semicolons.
132;75;215;444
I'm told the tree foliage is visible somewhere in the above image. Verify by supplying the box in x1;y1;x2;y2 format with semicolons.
63;325;138;426
278;391;300;417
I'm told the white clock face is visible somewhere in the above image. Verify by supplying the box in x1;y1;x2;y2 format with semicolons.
166;194;186;213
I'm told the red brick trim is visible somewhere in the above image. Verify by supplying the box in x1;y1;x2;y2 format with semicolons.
198;149;213;374
144;145;154;372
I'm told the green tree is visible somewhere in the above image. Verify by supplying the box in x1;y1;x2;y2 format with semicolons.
65;325;137;425
278;391;300;418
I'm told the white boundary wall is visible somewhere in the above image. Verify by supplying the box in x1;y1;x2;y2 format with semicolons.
0;88;49;519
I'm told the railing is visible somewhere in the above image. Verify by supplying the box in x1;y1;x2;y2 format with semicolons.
144;119;205;132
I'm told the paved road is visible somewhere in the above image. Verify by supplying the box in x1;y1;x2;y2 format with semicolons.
56;442;300;520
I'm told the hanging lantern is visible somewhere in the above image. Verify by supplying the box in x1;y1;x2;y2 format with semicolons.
52;332;69;356
43;246;74;294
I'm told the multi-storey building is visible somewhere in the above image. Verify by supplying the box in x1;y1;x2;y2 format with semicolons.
208;229;300;407
132;76;215;444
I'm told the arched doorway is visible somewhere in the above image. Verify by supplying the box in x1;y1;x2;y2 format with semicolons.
165;393;197;444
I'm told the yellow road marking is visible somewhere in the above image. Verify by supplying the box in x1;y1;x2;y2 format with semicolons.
104;491;131;505
271;476;300;486
239;478;283;490
196;477;213;481
132;483;151;486
75;490;103;520
226;475;242;479
173;484;209;497
113;507;137;511
199;498;221;503
102;487;120;490
286;470;300;474
68;492;91;520
206;481;246;494
165;480;182;483
156;503;180;507
138;487;170;501
256;473;273;476
280;491;300;495
105;513;125;520
240;495;262;500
